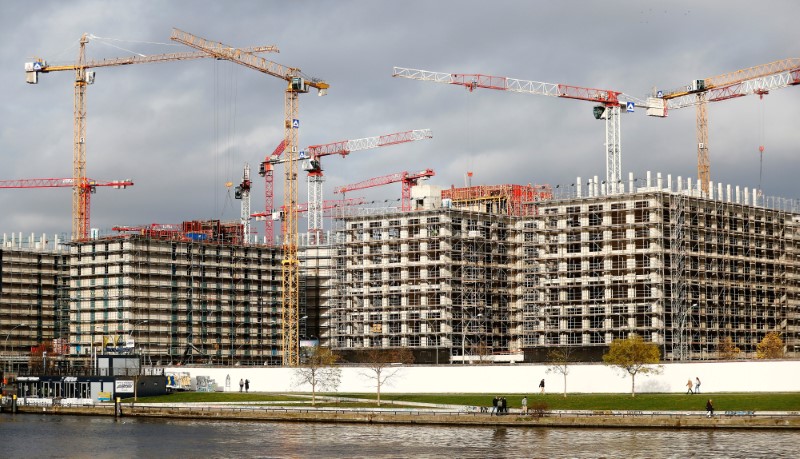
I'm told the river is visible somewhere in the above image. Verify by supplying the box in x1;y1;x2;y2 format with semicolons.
1;414;796;458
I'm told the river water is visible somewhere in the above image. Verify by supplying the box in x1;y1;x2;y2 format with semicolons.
1;414;796;458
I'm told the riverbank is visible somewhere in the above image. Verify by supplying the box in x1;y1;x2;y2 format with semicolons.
7;403;800;430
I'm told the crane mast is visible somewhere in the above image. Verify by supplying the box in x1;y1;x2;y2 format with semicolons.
234;163;252;243
171;28;329;367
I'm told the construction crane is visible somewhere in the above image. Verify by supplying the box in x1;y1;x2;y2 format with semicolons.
652;58;800;195
170;28;329;367
233;163;252;243
25;33;278;241
335;169;435;211
0;178;133;230
255;140;287;245
262;129;433;245
393;67;652;194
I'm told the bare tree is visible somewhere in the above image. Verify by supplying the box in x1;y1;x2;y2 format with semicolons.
602;334;662;397
293;346;341;406
546;347;573;398
474;341;491;365
359;348;414;406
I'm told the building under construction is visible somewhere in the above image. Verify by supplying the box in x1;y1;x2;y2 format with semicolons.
66;221;286;368
327;184;551;363
326;176;799;363
1;176;798;368
0;234;67;372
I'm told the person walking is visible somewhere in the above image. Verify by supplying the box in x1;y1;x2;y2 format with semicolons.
539;379;545;394
695;377;701;394
490;396;498;416
239;378;244;393
501;397;507;415
686;379;694;394
706;399;714;417
245;379;250;393
521;396;528;414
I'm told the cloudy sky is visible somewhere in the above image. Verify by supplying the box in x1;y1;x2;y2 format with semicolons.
1;0;798;241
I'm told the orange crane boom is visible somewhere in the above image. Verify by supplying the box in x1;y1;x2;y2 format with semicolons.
170;28;329;367
25;34;278;241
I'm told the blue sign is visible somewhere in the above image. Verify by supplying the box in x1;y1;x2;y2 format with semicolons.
33;62;43;71
626;102;635;113
299;150;307;159
292;119;300;129
657;90;663;98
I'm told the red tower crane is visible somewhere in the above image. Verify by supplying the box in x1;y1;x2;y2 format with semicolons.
0;178;133;231
256;129;432;245
334;169;435;212
393;67;654;194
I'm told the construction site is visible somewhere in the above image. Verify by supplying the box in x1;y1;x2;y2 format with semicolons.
1;29;799;373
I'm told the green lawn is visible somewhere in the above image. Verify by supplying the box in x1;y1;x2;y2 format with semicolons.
356;392;800;411
129;391;800;412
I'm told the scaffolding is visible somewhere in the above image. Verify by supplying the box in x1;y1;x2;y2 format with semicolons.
329;186;522;364
522;175;799;361
0;233;66;373
67;221;283;368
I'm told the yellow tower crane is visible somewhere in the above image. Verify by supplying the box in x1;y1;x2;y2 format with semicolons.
652;58;800;194
170;28;329;367
26;33;278;240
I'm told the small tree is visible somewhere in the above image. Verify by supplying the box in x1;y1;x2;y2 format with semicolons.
474;341;491;365
718;336;741;360
360;348;414;406
293;346;341;406
756;332;785;359
602;334;662;397
546;347;573;398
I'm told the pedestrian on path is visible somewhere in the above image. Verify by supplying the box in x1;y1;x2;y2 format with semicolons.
521;396;528;414
239;378;244;392
490;396;498;416
245;379;250;393
695;377;701;394
539;379;545;394
706;399;714;417
686;379;694;394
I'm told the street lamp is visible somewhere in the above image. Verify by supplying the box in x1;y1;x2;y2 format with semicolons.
461;313;483;365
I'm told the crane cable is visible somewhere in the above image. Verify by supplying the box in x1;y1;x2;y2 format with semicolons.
758;93;766;197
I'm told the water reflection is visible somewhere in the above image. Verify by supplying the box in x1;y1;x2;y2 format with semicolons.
0;415;795;458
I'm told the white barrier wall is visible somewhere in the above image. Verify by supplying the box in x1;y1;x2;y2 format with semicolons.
165;360;800;395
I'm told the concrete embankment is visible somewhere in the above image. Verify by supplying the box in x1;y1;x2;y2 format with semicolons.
8;404;800;430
